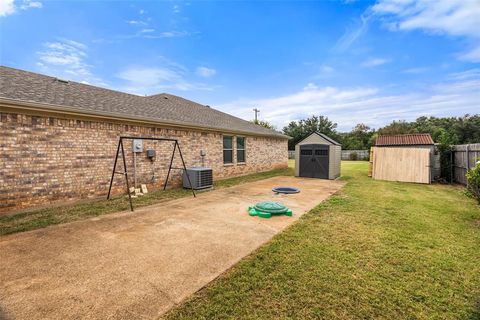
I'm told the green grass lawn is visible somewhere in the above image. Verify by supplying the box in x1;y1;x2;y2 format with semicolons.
0;166;293;236
288;158;294;168
165;161;480;320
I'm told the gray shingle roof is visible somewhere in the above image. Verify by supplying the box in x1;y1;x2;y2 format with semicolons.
0;66;286;138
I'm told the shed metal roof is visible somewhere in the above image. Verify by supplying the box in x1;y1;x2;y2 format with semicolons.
0;66;287;138
375;134;434;146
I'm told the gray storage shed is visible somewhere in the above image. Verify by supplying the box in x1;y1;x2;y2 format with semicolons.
295;132;341;179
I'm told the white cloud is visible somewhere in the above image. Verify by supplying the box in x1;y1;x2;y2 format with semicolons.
334;13;372;52
20;0;41;9
303;83;318;90
124;12;192;40
118;68;180;87
117;61;216;95
372;0;480;62
0;0;15;16
321;65;335;73
173;4;180;13
459;46;480;63
372;0;480;37
0;0;42;16
448;68;480;80
139;9;145;15
121;30;190;40
196;66;216;77
37;40;90;76
126;20;146;25
218;74;480;131
361;58;391;67
36;39;106;86
147;31;190;38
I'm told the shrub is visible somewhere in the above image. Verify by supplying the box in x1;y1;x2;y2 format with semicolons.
466;160;480;204
349;152;358;161
436;129;457;182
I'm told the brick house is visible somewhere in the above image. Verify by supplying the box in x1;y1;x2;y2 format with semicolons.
0;66;288;214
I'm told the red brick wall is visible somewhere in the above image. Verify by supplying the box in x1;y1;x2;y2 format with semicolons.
0;112;288;214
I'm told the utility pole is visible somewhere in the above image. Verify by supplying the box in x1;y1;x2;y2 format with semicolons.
253;107;260;122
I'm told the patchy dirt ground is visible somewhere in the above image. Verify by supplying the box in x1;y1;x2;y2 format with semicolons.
0;176;344;319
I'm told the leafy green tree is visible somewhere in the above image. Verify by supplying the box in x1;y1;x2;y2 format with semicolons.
252;119;276;130
377;120;415;135
282;115;339;150
337;123;376;150
454;114;480;144
436;128;457;182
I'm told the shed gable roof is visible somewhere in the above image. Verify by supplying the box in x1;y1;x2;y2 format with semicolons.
296;132;341;146
375;133;434;146
316;132;341;146
0;66;286;138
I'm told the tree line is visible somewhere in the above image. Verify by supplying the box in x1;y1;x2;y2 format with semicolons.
254;114;480;150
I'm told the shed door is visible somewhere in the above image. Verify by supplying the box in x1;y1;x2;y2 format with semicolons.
299;144;329;179
372;147;431;183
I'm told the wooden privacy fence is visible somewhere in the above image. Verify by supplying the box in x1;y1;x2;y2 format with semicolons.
341;150;369;160
371;147;431;184
288;150;295;159
452;143;480;185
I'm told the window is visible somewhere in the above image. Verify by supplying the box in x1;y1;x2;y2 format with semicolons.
315;149;328;156
237;137;246;163
301;149;313;156
223;136;233;164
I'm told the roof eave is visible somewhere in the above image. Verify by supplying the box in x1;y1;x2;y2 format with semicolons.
0;97;288;139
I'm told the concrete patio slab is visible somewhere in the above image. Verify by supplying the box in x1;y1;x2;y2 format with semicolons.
0;176;344;320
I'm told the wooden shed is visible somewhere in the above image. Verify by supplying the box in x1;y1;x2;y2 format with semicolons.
371;133;437;184
295;132;341;179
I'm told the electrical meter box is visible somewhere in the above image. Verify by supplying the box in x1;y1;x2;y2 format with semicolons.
132;139;143;153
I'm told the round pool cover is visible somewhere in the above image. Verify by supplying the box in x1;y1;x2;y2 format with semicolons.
272;186;300;194
248;201;293;218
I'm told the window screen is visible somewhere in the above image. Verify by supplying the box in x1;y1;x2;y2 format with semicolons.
223;136;233;164
237;137;246;163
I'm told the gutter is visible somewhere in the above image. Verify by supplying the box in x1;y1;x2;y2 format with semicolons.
0;97;288;139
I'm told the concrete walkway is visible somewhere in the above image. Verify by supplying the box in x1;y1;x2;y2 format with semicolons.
0;176;344;320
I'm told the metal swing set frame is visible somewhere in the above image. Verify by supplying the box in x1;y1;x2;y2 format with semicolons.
107;136;196;211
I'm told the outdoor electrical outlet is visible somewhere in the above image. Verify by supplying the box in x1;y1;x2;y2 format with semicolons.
147;149;156;159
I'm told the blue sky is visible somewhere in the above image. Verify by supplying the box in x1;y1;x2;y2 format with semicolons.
1;0;479;131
